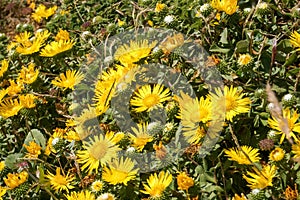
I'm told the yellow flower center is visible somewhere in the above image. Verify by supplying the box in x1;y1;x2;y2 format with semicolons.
55;174;68;185
90;143;108;159
142;94;160;108
112;169;128;181
225;96;237;111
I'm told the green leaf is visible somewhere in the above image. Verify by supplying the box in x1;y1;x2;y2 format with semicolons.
235;40;249;53
277;39;293;53
283;52;297;68
220;28;228;44
5;153;23;169
209;44;230;53
23;129;46;150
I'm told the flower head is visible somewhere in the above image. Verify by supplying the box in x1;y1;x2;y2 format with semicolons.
130;123;153;152
32;4;57;23
91;180;104;192
155;3;166;12
176;172;194;191
0;59;8;78
102;157;139;185
40;39;75;57
45;167;74;193
224;146;260;165
238;54;252;66
211;0;238;15
114;40;157;67
130;84;171;112
209;85;251;122
290;31;300;51
269;147;285;161
268;109;300;144
77;134;120;174
18;63;39;84
232;193;247;200
19;94;37;108
0;98;23;118
51;70;84;90
243;165;277;189
4;171;28;189
141;171;173;198
55;29;70;41
164;15;174;24
97;193;115;200
23;141;42;158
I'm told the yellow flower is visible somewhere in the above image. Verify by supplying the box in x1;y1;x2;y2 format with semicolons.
211;0;238;15
224;146;260;165
243;165;276;189
45;128;65;155
97;193;115;200
4;171;28;189
290;31;300;51
64;130;80;141
269;147;285;161
155;3;166;12
159;33;185;55
0;161;5;172
40;39;75;57
153;141;167;160
183;126;206;145
0;59;8;78
129;123;153;152
45;167;74;193
18;63;39;84
268;109;300;144
32;4;57;23
23;141;42;158
209;85;251;122
91;180;104;192
0;186;7;200
65;190;96;200
176;172;194;191
130;84;171;112
51;70;84;90
7;79;23;96
105;131;125;144
103;157;138;185
232;193;247;200
141;171;173;198
55;29;70;41
15;30;50;55
148;20;154;27
0;98;23;118
238;54;252;66
19;94;37;108
77;134;120;174
114;39;157;67
117;19;125;26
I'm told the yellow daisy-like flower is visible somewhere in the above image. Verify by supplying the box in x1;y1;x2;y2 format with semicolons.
97;193;116;200
7;79;23;96
232;193;247;200
176;172;194;191
15;30;50;55
130;84;171;112
23;141;42;158
32;4;57;23
224;146;260;165
0;59;8;78
18;63;39;84
130;123;153;152
45;167;74;193
243;165;277;190
51;70;84;90
141;171;173;198
77;134;120;174
45;128;65;156
114;39;157;66
102;157;139;185
4;171;28;189
211;0;238;15
290;31;300;51
40;39;75;57
238;54;252;66
268;109;300;144
183;126;206;145
269;147;285;161
65;190;96;200
91;180;104;192
209;85;251;122
0;98;23;118
0;186;7;200
155;3;166;12
55;29;70;41
64;130;81;141
19;94;37;108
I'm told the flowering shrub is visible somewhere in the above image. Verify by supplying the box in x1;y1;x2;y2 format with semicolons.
0;0;299;199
